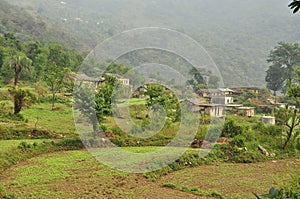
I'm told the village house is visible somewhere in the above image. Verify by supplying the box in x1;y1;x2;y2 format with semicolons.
77;73;105;89
185;98;225;118
77;73;130;88
198;88;235;105
237;107;255;117
233;87;261;95
106;73;130;86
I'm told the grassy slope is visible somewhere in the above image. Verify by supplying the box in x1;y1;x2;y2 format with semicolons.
22;102;76;136
0;150;206;199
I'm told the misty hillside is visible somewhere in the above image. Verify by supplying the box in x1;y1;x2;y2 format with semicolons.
0;0;87;51
6;0;300;87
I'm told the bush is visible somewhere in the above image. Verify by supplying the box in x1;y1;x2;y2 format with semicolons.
230;135;246;147
222;119;244;138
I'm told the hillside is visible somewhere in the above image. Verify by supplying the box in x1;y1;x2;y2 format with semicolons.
5;0;300;87
0;0;87;52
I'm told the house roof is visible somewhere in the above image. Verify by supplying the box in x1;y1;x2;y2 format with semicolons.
238;107;255;110
219;88;235;93
77;73;104;82
186;98;224;107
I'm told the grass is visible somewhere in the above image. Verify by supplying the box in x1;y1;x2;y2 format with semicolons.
163;183;225;199
1;149;299;198
0;139;53;153
115;98;147;107
21;102;76;136
0;150;206;199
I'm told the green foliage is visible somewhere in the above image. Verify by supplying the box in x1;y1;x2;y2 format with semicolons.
222;119;244;138
146;84;180;122
8;86;36;114
267;42;300;93
288;68;300;106
266;63;287;96
230;135;246;147
276;106;300;150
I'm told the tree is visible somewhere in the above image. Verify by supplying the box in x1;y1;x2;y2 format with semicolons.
43;62;69;110
146;84;180;122
8;86;36;114
4;51;32;85
287;68;300;106
276;106;300;150
265;64;287;105
95;75;118;116
276;69;300;150
74;74;118;137
289;0;300;13
267;42;300;92
74;83;101;138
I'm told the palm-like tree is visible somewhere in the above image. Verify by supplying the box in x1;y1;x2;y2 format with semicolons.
5;51;32;85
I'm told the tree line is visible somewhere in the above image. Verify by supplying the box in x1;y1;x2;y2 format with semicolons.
0;32;83;113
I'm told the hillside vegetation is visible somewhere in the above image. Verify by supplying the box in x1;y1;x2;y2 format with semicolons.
0;0;87;52
6;0;300;86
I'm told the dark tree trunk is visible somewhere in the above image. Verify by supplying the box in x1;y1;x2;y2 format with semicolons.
14;69;20;86
14;95;22;114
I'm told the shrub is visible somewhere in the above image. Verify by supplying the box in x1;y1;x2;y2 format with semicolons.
222;119;244;138
230;135;246;147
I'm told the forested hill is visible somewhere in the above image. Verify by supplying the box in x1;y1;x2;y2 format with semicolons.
0;0;87;52
5;0;300;87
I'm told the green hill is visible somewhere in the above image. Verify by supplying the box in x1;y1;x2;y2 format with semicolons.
0;0;87;51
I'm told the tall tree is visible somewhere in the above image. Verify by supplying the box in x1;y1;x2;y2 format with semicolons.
267;42;300;91
43;62;69;110
74;75;118;137
265;64;287;105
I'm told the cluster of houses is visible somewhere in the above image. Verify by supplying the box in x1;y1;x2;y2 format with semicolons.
185;88;256;118
78;73;276;124
77;73;130;89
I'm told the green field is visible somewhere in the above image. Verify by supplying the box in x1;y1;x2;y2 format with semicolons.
22;103;76;136
0;150;299;199
0;151;205;199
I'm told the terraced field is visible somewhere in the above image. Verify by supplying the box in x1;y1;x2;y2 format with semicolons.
0;149;299;198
